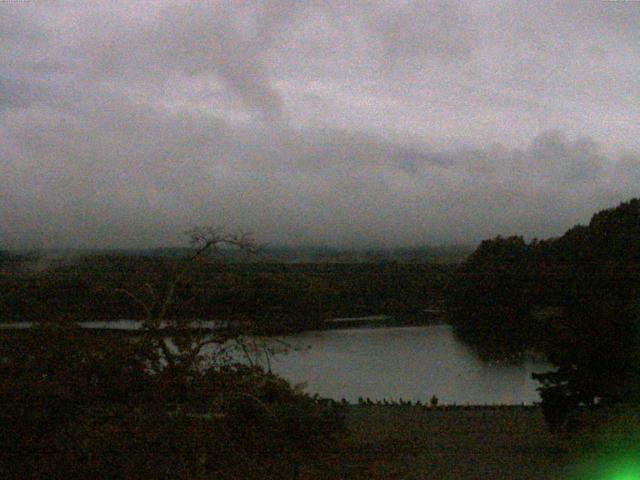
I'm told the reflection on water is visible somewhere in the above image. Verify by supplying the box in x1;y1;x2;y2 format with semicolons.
268;325;551;405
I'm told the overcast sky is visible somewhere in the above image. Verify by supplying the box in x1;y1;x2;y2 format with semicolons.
1;1;639;249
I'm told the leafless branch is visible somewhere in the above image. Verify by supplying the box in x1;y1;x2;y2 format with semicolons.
117;225;262;374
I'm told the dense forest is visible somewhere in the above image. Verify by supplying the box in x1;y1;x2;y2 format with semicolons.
0;257;450;330
446;198;640;429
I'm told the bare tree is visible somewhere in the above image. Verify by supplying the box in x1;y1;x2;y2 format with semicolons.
117;227;261;376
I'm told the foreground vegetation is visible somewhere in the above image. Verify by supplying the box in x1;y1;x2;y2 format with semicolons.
1;230;349;478
0;318;347;479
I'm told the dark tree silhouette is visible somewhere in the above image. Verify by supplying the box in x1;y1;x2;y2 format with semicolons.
0;228;346;479
446;199;640;431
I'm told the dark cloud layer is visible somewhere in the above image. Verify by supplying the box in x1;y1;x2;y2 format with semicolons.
1;1;638;249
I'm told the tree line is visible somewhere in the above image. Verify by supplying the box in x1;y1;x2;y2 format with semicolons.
0;257;450;329
446;198;640;430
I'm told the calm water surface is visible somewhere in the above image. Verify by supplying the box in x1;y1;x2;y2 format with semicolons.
2;322;550;404
268;325;551;405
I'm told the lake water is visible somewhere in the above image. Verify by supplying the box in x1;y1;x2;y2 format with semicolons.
267;325;551;405
1;321;551;405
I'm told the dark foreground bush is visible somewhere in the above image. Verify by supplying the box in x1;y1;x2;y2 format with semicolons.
0;318;346;479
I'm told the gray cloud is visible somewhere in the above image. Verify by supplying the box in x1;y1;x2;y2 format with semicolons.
1;1;639;249
369;0;478;67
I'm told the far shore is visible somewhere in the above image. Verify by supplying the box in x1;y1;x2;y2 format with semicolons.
0;313;448;336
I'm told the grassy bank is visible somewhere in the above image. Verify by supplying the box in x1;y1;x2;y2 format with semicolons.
305;405;571;479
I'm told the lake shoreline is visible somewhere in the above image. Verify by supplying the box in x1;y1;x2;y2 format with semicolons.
1;322;550;405
0;314;448;336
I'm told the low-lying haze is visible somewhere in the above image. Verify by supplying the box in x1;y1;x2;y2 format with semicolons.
1;1;638;249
